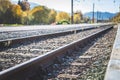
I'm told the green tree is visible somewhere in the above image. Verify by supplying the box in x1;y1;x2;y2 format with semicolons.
83;17;90;23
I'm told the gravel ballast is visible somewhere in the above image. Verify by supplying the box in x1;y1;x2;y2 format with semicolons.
46;28;117;80
0;27;110;71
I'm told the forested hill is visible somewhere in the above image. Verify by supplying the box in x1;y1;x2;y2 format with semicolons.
84;12;116;20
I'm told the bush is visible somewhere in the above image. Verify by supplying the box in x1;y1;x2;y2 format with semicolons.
57;20;70;25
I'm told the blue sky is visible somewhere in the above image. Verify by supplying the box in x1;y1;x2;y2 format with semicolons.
12;0;120;13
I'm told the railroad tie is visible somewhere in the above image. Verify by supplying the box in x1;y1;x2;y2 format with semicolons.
79;55;92;59
57;74;79;79
77;55;94;65
79;55;93;61
71;62;87;66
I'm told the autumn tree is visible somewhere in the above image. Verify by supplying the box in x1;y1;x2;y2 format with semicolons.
74;13;81;24
0;0;11;23
30;6;50;24
4;4;23;24
74;11;83;24
48;9;57;24
18;0;30;11
112;12;120;23
56;12;70;22
20;11;34;24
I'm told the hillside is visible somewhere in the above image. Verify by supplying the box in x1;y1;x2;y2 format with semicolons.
84;12;116;20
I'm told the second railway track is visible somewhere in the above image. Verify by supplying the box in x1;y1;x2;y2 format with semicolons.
0;24;116;80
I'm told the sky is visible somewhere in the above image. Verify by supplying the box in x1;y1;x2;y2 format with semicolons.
12;0;120;14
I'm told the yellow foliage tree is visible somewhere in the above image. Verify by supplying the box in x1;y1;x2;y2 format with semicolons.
30;6;50;24
112;12;120;23
74;11;83;24
4;4;23;24
0;0;11;13
56;12;70;22
11;5;22;17
74;13;81;24
48;9;57;24
0;0;11;23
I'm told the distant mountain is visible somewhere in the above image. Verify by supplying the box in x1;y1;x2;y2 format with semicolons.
84;12;117;20
11;0;39;9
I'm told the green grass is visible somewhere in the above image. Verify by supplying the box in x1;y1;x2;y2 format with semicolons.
3;24;23;27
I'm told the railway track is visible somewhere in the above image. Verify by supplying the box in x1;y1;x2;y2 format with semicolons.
0;24;116;80
0;23;113;42
0;25;98;48
47;27;117;80
0;24;99;41
0;26;109;71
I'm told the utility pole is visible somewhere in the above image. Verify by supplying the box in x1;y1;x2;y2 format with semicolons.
119;4;120;12
97;11;98;23
71;0;74;24
92;3;95;23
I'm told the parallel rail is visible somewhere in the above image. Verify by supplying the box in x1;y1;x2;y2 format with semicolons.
0;25;113;80
0;26;96;48
0;23;114;32
0;23;114;48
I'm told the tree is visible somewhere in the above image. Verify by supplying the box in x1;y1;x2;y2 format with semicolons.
56;12;70;22
30;6;50;24
74;11;83;24
112;12;120;23
4;4;23;24
0;0;11;23
112;13;117;23
74;13;81;24
83;17;90;23
18;0;30;11
21;11;34;24
48;9;57;24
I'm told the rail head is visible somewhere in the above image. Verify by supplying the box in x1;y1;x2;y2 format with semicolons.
0;23;115;48
0;26;96;48
0;23;115;32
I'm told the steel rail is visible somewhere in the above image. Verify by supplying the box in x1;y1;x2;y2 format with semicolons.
0;24;114;48
0;23;114;32
0;26;97;48
0;25;113;80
